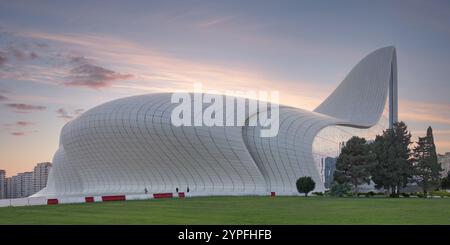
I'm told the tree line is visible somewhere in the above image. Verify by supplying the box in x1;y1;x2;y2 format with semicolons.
333;122;444;197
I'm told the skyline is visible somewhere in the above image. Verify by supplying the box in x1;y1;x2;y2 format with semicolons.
1;0;450;176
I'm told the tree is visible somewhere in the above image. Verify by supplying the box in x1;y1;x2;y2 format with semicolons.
333;136;375;195
441;172;450;190
371;121;413;197
296;176;315;197
329;182;352;197
413;126;443;196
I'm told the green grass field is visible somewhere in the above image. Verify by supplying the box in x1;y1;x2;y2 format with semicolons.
0;196;449;224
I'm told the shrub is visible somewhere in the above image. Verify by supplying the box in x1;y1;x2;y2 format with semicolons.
364;191;375;197
400;193;410;198
329;182;352;197
312;192;324;196
389;193;400;198
431;190;450;198
296;176;316;197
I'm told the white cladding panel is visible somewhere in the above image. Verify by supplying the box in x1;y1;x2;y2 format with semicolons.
41;47;397;197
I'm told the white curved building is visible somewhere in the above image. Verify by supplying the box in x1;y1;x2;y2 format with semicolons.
38;47;398;198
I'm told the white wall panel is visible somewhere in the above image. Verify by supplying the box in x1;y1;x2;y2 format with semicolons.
38;47;397;198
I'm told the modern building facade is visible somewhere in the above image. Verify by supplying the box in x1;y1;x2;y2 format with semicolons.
323;157;337;189
15;172;34;198
33;162;52;194
0;170;5;199
5;177;13;199
36;46;398;198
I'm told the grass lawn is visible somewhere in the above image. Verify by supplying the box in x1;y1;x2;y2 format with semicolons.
0;196;449;224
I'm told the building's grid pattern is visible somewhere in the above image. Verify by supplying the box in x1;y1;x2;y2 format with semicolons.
38;47;397;197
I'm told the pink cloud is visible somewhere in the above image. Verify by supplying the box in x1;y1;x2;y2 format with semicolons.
65;63;133;89
60;56;133;89
56;108;72;119
5;103;46;111
5;46;38;61
56;108;84;120
11;132;25;136
16;121;33;127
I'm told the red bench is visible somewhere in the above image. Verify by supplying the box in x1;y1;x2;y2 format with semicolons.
85;196;94;203
153;193;173;199
47;199;59;205
101;195;126;201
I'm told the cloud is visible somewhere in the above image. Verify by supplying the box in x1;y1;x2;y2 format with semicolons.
1;121;36;137
6;47;38;61
56;108;84;120
74;109;84;115
9;30;329;107
9;130;38;136
11;132;25;136
8;47;27;60
56;108;72;119
5;103;46;112
0;52;7;66
65;61;133;89
0;95;8;101
2;121;33;128
16;121;33;127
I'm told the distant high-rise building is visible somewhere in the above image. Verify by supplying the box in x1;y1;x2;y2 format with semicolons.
438;152;450;177
11;175;21;198
13;172;34;198
324;157;337;189
0;170;5;199
5;177;13;199
33;162;52;194
1;162;52;199
5;171;34;198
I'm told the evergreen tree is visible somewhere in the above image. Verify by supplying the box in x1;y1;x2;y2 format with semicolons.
413;126;443;196
296;176;315;197
334;136;375;195
371;121;413;196
329;182;352;197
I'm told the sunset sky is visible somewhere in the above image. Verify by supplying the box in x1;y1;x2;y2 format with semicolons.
1;0;450;176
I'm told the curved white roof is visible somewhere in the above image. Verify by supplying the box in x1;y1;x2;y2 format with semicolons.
36;47;398;197
315;46;397;127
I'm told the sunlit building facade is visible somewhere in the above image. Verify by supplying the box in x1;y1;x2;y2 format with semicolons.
36;47;398;198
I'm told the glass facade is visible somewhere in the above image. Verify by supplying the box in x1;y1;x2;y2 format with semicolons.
312;98;390;187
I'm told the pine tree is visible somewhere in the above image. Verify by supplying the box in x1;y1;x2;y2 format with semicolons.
413;126;443;196
371;121;413;196
334;136;375;195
